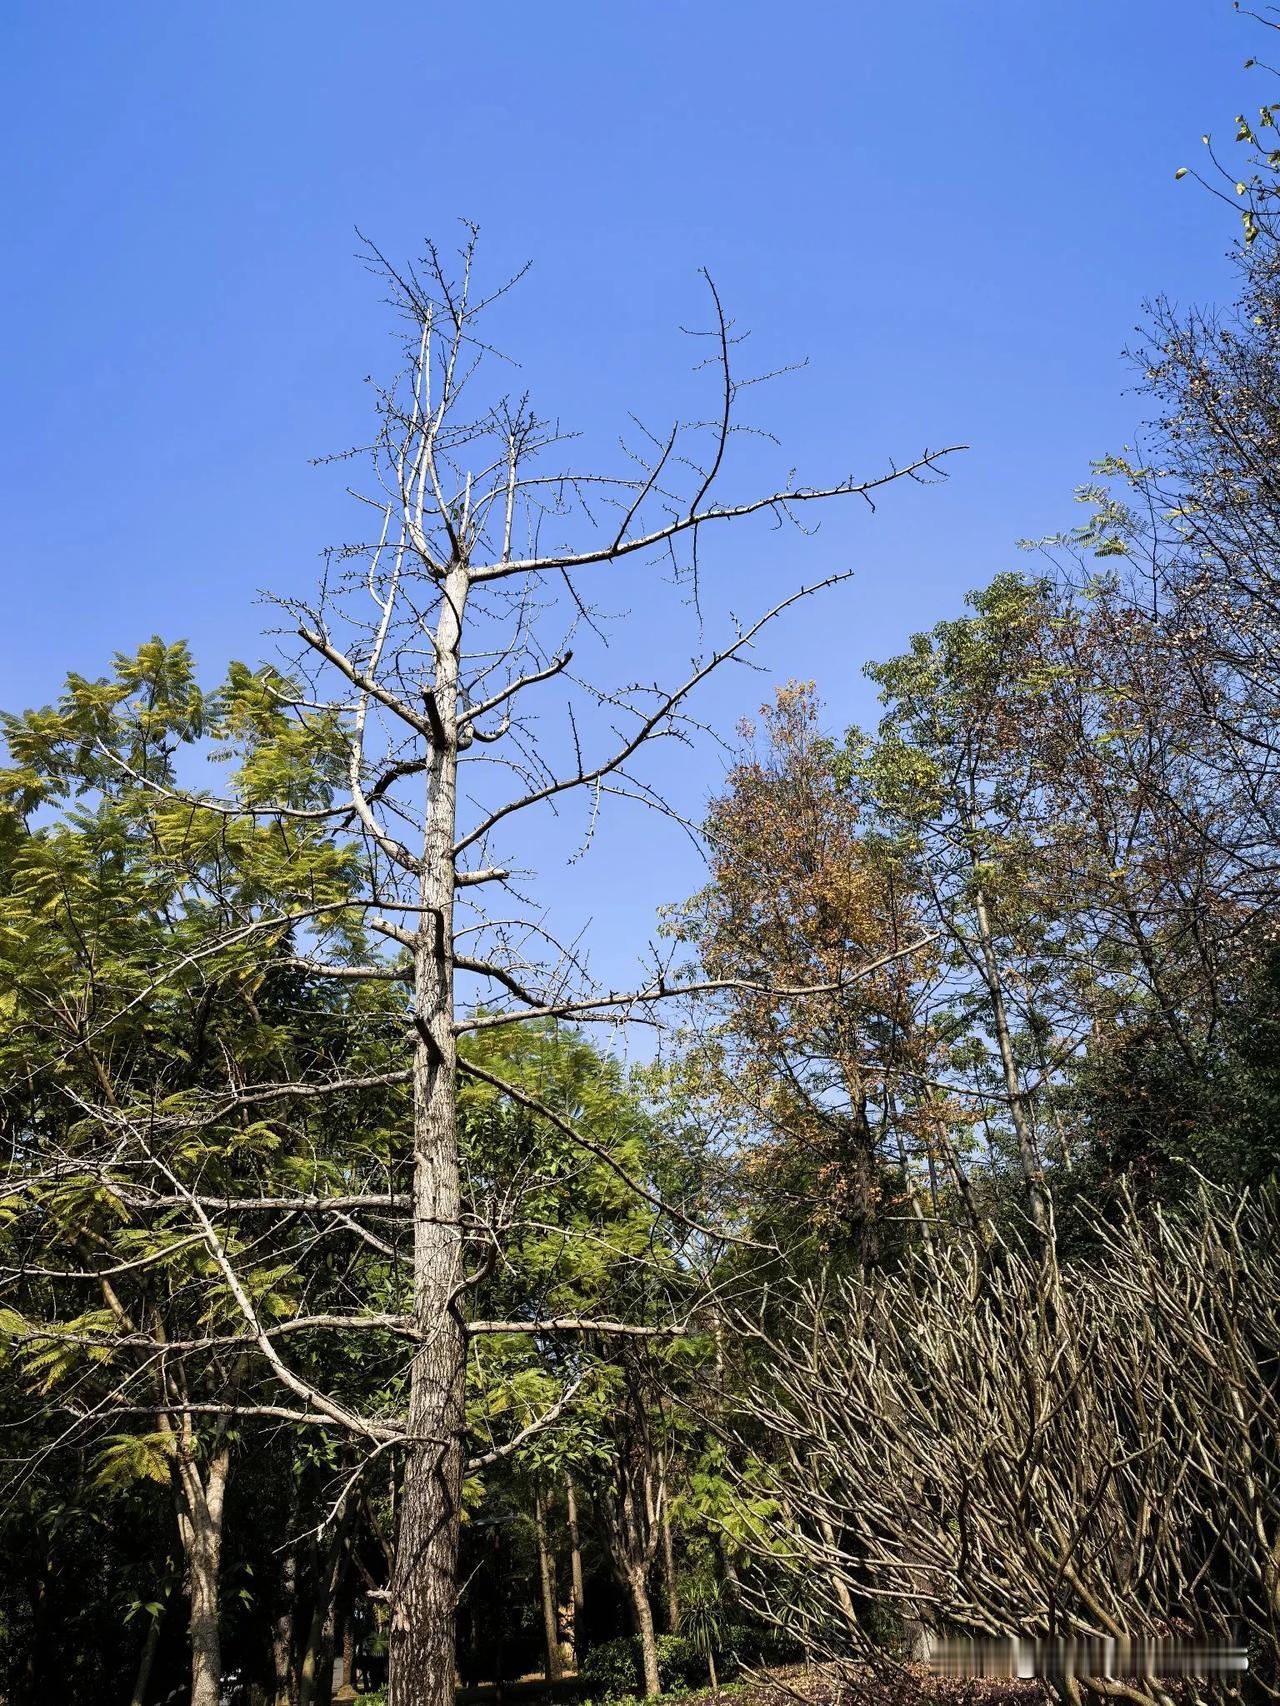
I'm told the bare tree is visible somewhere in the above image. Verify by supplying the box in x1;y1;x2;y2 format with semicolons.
267;227;955;1706
727;1183;1280;1706
2;227;955;1706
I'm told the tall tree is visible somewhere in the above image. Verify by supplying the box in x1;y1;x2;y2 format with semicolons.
0;640;404;1706
860;575;1073;1247
3;232;955;1706
673;682;943;1266
258;230;952;1706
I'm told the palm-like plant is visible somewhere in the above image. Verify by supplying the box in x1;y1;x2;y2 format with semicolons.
681;1587;728;1698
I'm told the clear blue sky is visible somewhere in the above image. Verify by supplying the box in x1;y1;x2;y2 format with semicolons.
0;0;1260;1003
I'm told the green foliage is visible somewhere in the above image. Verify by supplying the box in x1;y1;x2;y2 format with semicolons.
680;1587;727;1671
581;1637;650;1697
581;1633;704;1697
93;1430;176;1489
719;1623;802;1669
580;1624;793;1699
1061;939;1280;1223
9;49;1280;1671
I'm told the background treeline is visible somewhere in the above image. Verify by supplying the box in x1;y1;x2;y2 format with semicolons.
5;53;1280;1706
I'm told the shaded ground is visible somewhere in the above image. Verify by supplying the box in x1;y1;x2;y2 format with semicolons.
696;1666;1047;1706
408;1664;1051;1706
358;1665;1051;1706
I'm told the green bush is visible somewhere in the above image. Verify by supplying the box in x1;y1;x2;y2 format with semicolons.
580;1632;703;1696
581;1635;640;1695
719;1621;802;1669
656;1633;702;1688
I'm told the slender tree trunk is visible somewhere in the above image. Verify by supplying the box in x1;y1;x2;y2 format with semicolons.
566;1473;587;1658
970;877;1051;1245
534;1485;564;1681
273;1536;299;1706
627;1568;661;1698
129;1568;174;1706
272;1473;301;1706
565;1474;585;1651
340;1605;357;1698
388;561;470;1706
815;1509;859;1643
301;1509;353;1706
490;1519;508;1687
175;1434;231;1706
926;1085;986;1241
658;1497;679;1632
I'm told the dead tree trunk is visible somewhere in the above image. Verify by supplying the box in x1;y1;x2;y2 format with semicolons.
281;233;954;1706
0;235;955;1706
387;561;469;1706
599;1403;663;1697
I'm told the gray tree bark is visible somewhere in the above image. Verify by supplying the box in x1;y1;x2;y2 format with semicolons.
388;562;469;1706
626;1566;661;1698
174;1433;231;1706
599;1420;662;1698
